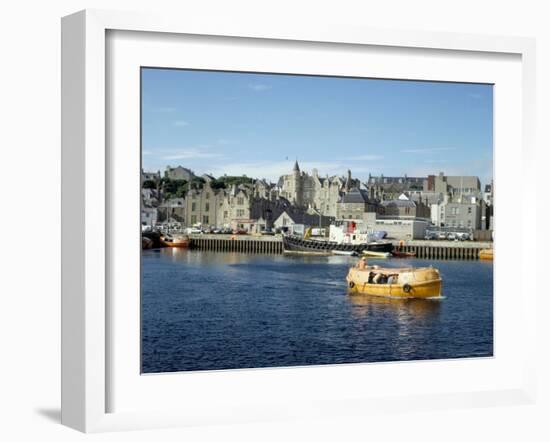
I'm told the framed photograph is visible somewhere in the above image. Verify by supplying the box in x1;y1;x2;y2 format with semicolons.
61;9;537;432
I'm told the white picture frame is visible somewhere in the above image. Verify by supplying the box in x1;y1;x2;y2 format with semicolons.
61;9;537;433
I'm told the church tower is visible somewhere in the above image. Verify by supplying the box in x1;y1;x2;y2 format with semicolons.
293;160;303;206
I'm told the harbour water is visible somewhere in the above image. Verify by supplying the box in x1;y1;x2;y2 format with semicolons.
141;248;493;373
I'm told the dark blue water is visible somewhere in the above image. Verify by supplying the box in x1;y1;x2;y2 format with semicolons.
141;249;493;373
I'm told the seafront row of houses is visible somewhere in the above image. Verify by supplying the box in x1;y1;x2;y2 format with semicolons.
141;162;494;241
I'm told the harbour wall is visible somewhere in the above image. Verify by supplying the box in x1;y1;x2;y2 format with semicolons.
188;234;491;260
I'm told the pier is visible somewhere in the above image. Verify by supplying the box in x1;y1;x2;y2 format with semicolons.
189;234;284;254
187;234;491;260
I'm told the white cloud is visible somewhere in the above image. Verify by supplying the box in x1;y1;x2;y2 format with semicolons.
248;83;271;92
400;147;456;154
173;120;189;127
206;160;370;182
350;154;384;161
160;148;223;161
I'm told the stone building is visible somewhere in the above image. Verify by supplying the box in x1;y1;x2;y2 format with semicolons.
157;197;185;223
430;193;484;230
367;174;426;201
217;185;254;230
337;188;379;220
185;181;221;226
426;172;481;197
380;195;431;220
165;165;195;181
278;161;352;217
272;207;334;233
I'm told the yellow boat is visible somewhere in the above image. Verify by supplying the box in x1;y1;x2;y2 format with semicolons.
346;265;442;299
362;250;391;258
479;248;494;260
160;234;190;248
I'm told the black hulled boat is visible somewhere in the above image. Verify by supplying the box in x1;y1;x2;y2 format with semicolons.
282;235;393;253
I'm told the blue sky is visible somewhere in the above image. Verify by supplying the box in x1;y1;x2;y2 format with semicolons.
142;68;493;186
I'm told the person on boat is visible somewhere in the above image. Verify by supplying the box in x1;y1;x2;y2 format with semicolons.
357;257;367;270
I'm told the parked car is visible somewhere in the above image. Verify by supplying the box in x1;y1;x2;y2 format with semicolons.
437;231;448;240
447;232;457;241
261;229;275;236
185;226;203;234
456;232;471;241
233;228;248;235
424;231;437;240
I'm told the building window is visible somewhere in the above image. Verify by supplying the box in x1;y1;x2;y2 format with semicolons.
205;193;210;199
223;211;228;219
237;209;245;217
237;197;244;205
205;203;210;212
191;202;196;211
191;215;197;224
468;207;472;214
202;215;209;224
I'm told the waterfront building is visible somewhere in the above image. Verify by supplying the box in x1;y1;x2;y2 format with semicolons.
217;184;254;230
253;178;279;200
364;194;432;240
380;194;431;220
431;194;482;230
426;172;481;197
278;161;352;217
336;187;379;220
165;165;195;181
158;197;185;224
185;180;221;226
273;207;334;234
367;174;426;201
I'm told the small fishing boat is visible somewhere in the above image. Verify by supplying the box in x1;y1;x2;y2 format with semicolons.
362;250;391;258
160;234;190;248
392;250;416;258
479;248;494;260
346;264;442;299
332;250;359;256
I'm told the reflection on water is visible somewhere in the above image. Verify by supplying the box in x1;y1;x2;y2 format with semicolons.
142;249;493;373
348;294;442;319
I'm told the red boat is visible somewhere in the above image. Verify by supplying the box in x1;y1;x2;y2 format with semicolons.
392;250;416;258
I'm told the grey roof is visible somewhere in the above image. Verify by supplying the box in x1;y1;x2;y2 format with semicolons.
280;208;334;227
340;188;369;204
445;176;481;190
381;199;416;208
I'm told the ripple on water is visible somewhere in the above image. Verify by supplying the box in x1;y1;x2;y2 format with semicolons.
141;249;493;373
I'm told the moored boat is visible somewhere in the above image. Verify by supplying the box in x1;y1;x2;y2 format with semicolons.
283;220;393;254
392;250;416;258
282;235;393;254
479;248;493;260
362;250;391;258
346;264;442;299
160;234;190;248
